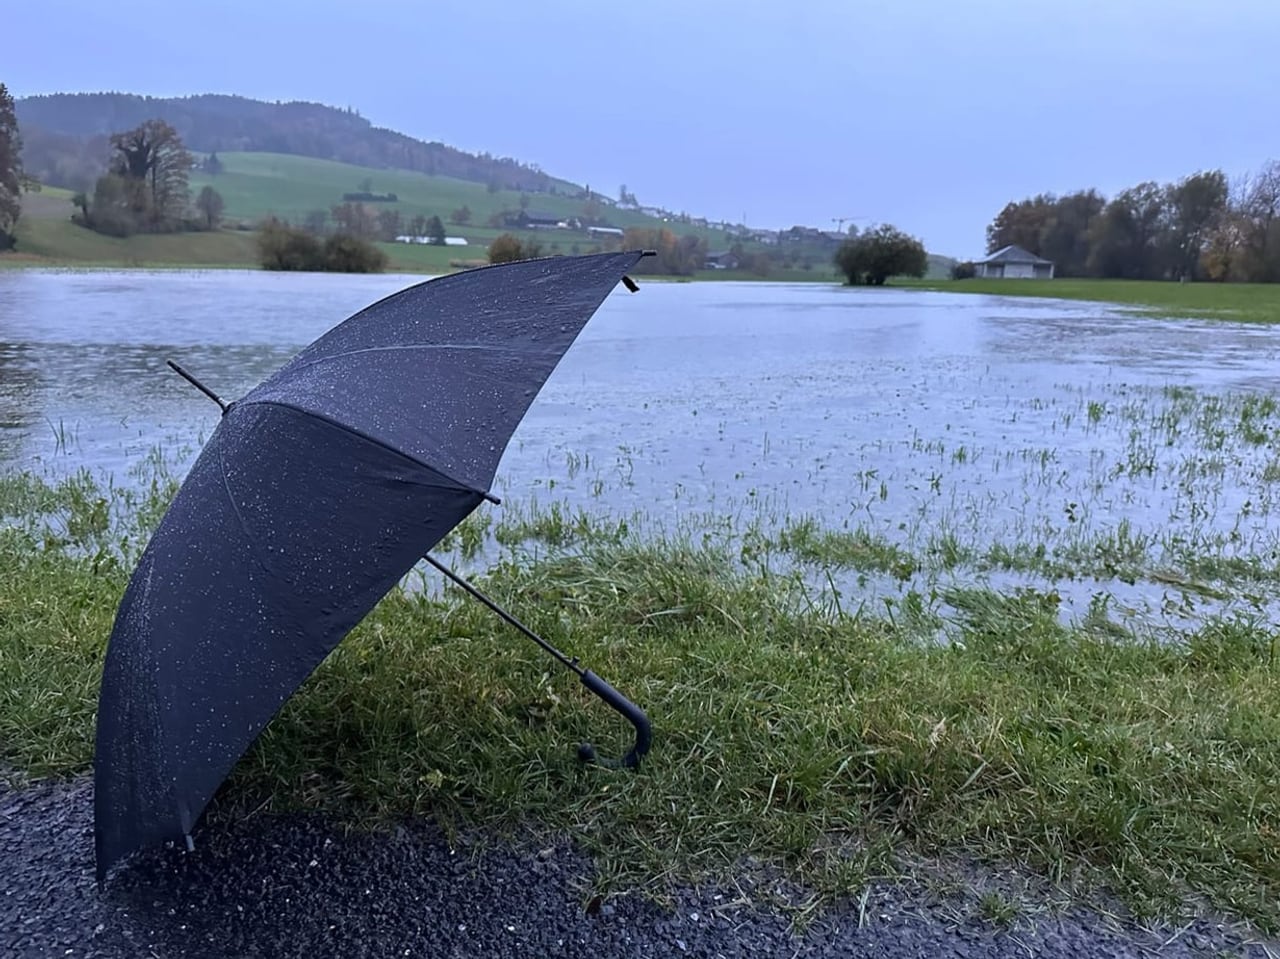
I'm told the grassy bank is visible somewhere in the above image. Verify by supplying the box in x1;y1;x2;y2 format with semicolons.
898;276;1280;323
2;470;1277;931
4;159;838;278
7;187;447;273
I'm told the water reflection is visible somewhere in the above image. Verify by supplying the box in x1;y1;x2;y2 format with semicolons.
3;269;1280;632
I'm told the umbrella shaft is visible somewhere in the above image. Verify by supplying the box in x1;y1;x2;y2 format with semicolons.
166;359;229;414
423;555;582;677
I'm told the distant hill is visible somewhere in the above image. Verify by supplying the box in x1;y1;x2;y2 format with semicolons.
10;91;940;277
15;92;563;194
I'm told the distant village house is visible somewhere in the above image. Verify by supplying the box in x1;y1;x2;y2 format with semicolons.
503;210;570;230
395;235;468;246
974;245;1055;279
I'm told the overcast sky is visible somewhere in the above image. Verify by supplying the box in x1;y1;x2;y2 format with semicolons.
8;0;1279;255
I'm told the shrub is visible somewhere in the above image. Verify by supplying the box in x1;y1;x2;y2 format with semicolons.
489;233;539;264
257;218;386;272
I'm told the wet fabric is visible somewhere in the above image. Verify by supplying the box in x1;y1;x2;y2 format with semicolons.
95;252;645;880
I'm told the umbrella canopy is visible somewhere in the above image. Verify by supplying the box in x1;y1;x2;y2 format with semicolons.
95;251;647;880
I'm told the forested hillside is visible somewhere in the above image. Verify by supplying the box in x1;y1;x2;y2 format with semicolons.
16;93;560;193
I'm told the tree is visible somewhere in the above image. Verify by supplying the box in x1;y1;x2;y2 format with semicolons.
450;205;472;226
1163;170;1228;280
258;218;323;270
621;227;706;276
303;208;329;234
1201;209;1250;282
985;195;1055;254
85;173;136;236
70;191;90;224
488;233;529;264
257;217;386;272
202;151;224;175
330;201;377;238
322;232;388;272
107;119;193;230
0;83;32;250
1240;160;1280;282
1086;182;1165;279
375;208;402;241
426;215;446;246
1038;190;1104;278
834;224;928;285
195;186;224;230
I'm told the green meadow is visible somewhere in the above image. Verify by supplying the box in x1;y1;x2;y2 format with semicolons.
899;276;1280;323
7;154;783;274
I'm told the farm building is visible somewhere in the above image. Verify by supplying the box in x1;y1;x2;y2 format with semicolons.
974;245;1055;279
705;250;740;270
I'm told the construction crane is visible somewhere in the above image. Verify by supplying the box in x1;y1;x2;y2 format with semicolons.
831;215;866;232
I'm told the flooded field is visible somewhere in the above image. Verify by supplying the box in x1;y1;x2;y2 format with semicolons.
3;268;1279;631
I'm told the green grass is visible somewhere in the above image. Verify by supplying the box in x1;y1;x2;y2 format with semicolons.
188;152;749;249
2;471;1279;932
897;277;1280;323
12;216;264;268
4;158;801;275
4;186;263;268
2;154;839;278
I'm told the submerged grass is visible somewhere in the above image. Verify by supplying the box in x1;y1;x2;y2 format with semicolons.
2;474;1279;932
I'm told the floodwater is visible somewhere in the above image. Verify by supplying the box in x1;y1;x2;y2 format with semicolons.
3;268;1279;630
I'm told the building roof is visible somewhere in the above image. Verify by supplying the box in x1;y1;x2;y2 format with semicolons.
977;245;1053;265
518;210;565;224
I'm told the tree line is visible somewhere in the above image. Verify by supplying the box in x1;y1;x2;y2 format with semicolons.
485;228;710;276
984;161;1280;282
296;199;468;244
16;93;556;194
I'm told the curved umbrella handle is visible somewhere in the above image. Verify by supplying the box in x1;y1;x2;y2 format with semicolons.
576;670;652;769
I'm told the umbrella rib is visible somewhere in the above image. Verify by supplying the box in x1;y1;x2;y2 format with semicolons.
215;438;292;591
237;398;500;505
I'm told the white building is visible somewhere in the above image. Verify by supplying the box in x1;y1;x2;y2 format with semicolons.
974;245;1055;279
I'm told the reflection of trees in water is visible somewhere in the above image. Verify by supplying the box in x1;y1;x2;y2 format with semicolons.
0;342;40;462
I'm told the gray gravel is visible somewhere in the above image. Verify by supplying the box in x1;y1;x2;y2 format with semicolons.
2;776;1273;958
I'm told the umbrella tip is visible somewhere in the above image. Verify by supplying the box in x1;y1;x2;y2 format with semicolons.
621;275;639;293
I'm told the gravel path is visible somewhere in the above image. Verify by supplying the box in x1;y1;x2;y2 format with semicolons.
2;777;1272;958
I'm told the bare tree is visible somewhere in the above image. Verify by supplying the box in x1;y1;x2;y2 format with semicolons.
1241;160;1280;281
109;119;193;229
196;186;224;231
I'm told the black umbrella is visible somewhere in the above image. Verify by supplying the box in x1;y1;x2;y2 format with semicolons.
95;251;653;882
